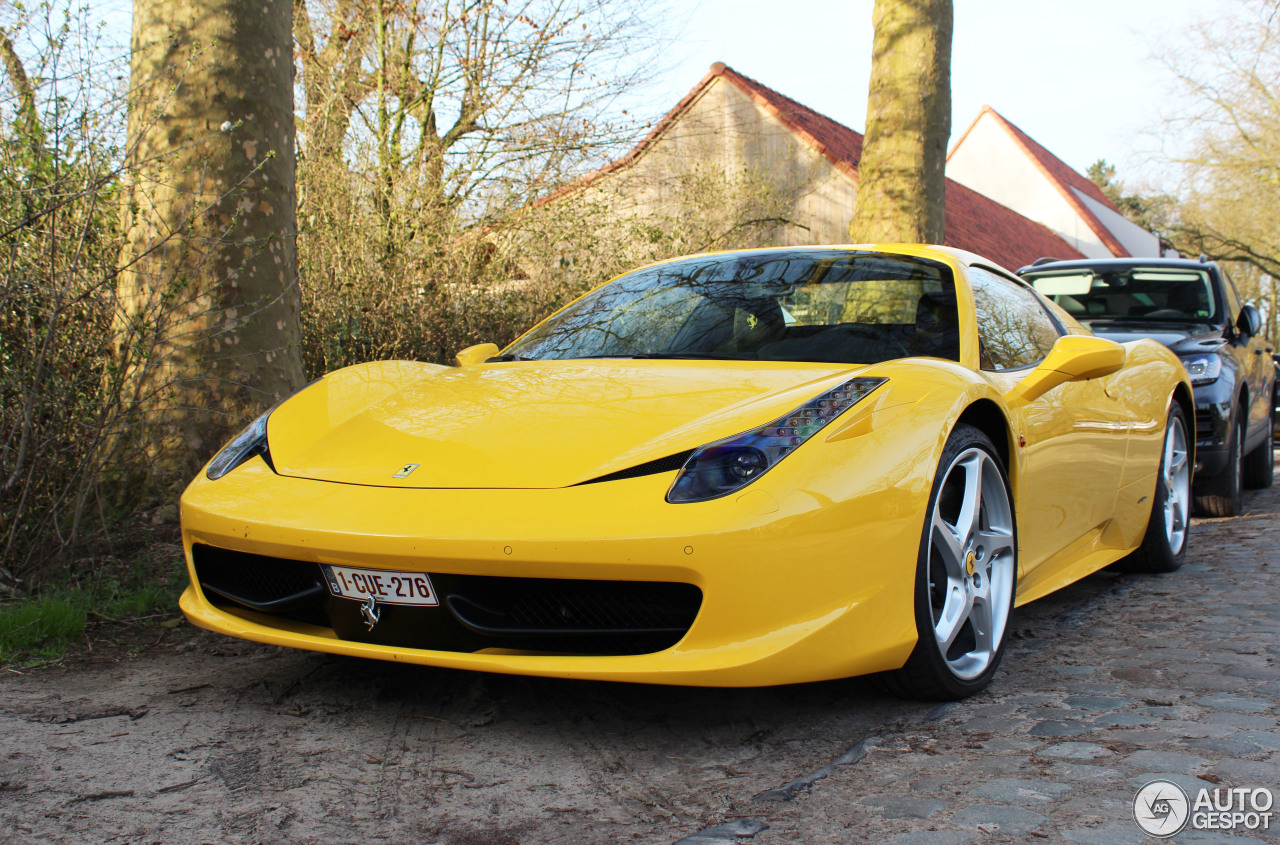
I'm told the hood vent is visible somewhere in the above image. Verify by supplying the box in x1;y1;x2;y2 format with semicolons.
578;450;694;485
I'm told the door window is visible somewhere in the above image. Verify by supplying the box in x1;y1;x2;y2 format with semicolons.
969;267;1062;370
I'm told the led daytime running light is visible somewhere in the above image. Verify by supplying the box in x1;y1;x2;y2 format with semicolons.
667;377;887;503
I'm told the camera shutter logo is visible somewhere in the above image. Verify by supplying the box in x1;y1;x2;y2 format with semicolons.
1134;779;1190;837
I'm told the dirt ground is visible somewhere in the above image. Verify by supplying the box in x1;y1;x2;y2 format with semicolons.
0;569;1114;844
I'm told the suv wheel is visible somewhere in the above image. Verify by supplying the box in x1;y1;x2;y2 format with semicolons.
1194;412;1244;517
1243;405;1275;489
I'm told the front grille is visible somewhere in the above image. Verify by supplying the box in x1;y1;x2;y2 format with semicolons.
192;544;702;656
1194;410;1216;444
192;545;326;617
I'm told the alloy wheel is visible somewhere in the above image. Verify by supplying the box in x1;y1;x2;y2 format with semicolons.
1163;415;1191;554
927;448;1016;681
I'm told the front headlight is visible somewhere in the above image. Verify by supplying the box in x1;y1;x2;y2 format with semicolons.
667;377;887;503
204;379;322;480
205;410;272;480
1181;354;1222;386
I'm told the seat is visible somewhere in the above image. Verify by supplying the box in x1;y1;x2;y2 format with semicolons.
910;289;960;360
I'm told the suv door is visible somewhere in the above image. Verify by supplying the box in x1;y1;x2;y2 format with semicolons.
1220;269;1273;447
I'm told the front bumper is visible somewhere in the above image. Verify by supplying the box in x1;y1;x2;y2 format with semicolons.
1192;379;1234;476
179;458;922;687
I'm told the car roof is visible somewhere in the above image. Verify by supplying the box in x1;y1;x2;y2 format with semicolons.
1016;257;1217;275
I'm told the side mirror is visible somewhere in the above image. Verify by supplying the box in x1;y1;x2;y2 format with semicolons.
1238;304;1263;339
455;342;499;367
1006;335;1126;406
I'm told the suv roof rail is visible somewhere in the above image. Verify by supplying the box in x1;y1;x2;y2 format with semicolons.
1031;257;1064;266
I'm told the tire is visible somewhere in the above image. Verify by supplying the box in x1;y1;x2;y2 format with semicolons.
885;424;1017;700
1243;406;1275;489
1117;404;1191;573
1194;411;1244;517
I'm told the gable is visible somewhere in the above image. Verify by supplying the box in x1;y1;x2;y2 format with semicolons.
542;65;1085;269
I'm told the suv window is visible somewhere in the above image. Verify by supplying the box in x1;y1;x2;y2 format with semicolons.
1024;266;1219;323
969;266;1061;370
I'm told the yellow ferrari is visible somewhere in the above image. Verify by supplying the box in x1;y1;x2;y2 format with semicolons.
179;245;1193;699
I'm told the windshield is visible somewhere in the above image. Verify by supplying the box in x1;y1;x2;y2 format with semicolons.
1024;267;1219;324
502;250;960;364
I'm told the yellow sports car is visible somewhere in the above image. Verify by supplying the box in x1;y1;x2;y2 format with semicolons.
179;245;1193;699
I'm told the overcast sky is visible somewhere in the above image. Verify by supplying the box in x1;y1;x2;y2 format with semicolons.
644;0;1232;186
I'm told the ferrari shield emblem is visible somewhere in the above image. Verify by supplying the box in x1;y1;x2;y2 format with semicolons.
360;594;382;630
393;462;420;479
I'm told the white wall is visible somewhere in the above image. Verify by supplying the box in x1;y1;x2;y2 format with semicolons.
1071;188;1161;257
946;113;1114;258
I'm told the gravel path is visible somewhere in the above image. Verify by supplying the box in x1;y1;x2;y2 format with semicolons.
3;474;1279;844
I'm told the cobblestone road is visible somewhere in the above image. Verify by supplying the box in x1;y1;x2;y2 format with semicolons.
688;477;1280;844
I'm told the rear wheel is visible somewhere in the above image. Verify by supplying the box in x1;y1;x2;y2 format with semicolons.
1118;404;1190;573
1194;411;1244;517
886;424;1017;700
1243;405;1275;489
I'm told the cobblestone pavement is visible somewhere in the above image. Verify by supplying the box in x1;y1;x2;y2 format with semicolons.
683;476;1280;844
2;475;1279;843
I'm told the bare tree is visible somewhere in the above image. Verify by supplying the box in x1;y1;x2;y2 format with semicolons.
848;0;952;244
293;0;661;250
115;0;305;495
1152;0;1280;333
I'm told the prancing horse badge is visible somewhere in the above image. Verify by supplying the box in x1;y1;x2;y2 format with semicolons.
360;594;382;630
393;462;420;479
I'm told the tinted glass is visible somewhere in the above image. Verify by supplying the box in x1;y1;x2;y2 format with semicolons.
1023;267;1219;323
969;267;1061;370
504;250;961;365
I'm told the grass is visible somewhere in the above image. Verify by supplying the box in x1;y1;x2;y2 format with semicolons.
0;546;188;665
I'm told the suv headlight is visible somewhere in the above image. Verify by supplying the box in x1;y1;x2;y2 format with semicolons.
667;377;886;503
1181;354;1222;386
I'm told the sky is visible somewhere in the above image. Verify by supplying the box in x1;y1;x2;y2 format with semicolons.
640;0;1236;187
85;0;1233;188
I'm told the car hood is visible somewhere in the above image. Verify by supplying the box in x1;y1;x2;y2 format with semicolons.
1082;320;1227;356
266;359;867;489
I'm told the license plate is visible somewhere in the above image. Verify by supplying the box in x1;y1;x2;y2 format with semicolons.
320;564;438;607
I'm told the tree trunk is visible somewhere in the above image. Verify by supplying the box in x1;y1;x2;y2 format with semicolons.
848;0;953;244
115;0;304;496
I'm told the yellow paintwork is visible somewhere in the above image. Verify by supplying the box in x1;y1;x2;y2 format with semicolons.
179;244;1192;687
1004;335;1126;407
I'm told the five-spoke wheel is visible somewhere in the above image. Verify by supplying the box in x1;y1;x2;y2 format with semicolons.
1122;404;1192;572
888;424;1017;699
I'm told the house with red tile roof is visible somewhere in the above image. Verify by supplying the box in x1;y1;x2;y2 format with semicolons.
543;63;1086;272
946;106;1163;260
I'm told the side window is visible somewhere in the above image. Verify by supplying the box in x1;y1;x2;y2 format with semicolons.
969;267;1061;370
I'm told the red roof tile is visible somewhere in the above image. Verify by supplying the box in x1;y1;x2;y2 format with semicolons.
956;107;1130;258
544;64;1084;269
719;66;1083;269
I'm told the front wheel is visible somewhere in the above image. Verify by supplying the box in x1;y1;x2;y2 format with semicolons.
1243;406;1275;489
1118;404;1191;573
886;424;1017;700
1194;411;1244;517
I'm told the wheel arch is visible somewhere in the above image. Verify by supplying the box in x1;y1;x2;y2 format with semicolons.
955;398;1013;478
1171;382;1195;466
